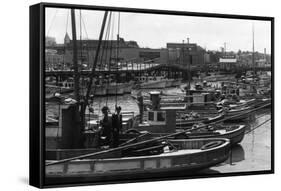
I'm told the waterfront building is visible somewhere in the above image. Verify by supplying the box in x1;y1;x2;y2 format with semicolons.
47;34;169;69
218;55;237;71
45;49;64;70
166;43;205;66
46;36;57;47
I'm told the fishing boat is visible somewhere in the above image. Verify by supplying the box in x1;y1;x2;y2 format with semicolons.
45;10;232;182
175;112;224;128
131;91;245;145
219;98;271;109
123;81;134;93
171;78;182;87
45;138;230;180
92;85;107;96
106;83;125;95
165;78;182;88
223;106;251;121
136;75;174;89
124;124;246;146
179;124;246;145
202;73;235;82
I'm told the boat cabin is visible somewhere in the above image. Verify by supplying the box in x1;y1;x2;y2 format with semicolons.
136;91;176;134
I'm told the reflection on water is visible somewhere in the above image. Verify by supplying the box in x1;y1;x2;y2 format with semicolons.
230;144;245;163
46;94;140;120
203;109;271;174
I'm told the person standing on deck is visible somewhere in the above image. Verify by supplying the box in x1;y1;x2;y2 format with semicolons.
100;106;112;146
112;106;122;148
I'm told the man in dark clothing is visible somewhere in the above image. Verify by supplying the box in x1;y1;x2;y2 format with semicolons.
100;106;112;146
137;95;144;123
111;106;122;148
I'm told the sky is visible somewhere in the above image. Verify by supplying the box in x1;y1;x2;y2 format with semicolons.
46;8;271;53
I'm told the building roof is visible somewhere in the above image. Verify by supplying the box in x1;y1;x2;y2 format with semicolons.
166;43;197;49
65;37;139;48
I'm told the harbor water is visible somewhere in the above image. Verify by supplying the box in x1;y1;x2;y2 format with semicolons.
200;109;271;174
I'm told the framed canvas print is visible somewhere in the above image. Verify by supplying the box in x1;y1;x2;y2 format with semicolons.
29;2;274;188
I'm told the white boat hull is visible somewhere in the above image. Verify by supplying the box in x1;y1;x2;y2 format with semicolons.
140;80;167;89
45;138;230;178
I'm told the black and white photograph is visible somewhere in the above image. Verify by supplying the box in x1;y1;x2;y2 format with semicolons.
40;3;273;187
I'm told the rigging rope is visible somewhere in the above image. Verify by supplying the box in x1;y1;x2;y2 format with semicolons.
106;13;115;106
62;10;70;70
115;12;121;108
104;12;113;106
79;10;84;98
46;9;58;37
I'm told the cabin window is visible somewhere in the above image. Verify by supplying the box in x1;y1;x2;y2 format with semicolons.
148;112;154;121
157;112;166;122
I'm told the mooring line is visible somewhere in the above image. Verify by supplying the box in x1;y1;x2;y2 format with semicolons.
245;118;271;134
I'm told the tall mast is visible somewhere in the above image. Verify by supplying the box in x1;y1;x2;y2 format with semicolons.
71;9;80;102
186;38;191;96
115;12;121;107
84;11;109;109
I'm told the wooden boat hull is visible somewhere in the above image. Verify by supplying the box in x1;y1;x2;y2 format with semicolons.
182;125;246;145
165;80;173;87
224;107;251;121
92;84;127;96
140;80;167;89
106;84;125;95
92;86;107;96
176;114;224;128
171;79;182;87
124;82;133;93
127;125;246;146
45;138;230;179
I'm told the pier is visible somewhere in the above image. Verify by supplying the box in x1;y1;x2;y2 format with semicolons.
45;63;271;82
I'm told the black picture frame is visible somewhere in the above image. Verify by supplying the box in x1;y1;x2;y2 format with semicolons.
30;2;274;188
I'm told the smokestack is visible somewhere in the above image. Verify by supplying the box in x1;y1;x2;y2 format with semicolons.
187;38;190;44
264;48;267;61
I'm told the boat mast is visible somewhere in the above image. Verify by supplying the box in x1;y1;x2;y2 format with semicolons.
71;9;80;102
84;11;109;110
187;38;191;92
115;12;121;107
252;24;255;75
